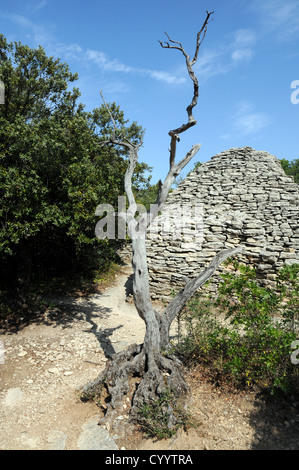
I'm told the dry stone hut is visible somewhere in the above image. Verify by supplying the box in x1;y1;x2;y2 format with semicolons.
145;147;299;299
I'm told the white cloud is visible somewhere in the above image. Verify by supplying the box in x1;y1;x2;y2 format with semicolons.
194;28;257;82
100;80;131;95
252;0;299;41
231;29;257;63
2;10;186;86
233;29;257;48
231;48;254;63
146;69;186;84
194;49;230;82
86;48;186;84
86;49;133;73
31;0;48;14
0;11;53;45
53;43;84;61
232;101;271;135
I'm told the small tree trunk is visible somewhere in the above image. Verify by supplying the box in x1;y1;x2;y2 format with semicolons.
16;240;32;303
81;227;241;424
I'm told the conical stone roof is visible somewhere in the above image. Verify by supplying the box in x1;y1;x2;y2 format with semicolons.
145;147;299;299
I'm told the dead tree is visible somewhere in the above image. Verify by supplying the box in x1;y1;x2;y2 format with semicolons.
82;11;242;426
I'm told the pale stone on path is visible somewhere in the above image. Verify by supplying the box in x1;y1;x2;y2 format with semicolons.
77;416;118;450
47;430;67;450
4;388;23;407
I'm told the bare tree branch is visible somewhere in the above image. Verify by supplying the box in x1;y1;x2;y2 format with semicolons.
192;10;214;65
153;143;201;219
159;10;214;139
163;246;243;327
100;90;117;140
151;12;214;224
159;32;185;53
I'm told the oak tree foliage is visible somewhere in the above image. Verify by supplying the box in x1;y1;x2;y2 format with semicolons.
280;158;299;184
0;35;149;295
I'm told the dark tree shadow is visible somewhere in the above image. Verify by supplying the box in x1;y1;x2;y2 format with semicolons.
248;391;299;450
44;296;128;359
0;287;129;360
124;273;134;297
91;326;124;358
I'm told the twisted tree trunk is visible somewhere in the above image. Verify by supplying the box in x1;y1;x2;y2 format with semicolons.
82;11;242;428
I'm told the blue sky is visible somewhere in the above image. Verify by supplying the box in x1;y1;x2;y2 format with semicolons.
1;0;299;183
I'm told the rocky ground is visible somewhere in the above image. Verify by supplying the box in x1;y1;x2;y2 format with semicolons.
1;262;299;450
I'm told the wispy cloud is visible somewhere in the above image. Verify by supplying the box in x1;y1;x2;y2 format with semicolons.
99;80;131;96
194;48;230;81
231;29;257;64
1;11;53;45
86;28;257;86
31;0;48;14
252;0;299;41
231;48;253;63
232;101;271;135
194;28;257;82
146;69;186;84
86;49;134;74
85;48;187;84
196;1;299;82
2;10;186;86
52;43;84;62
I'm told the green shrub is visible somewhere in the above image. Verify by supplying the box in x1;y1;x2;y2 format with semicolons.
174;263;299;395
136;388;193;440
276;264;299;332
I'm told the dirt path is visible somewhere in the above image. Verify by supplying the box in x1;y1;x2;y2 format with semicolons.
0;262;145;450
1;261;299;450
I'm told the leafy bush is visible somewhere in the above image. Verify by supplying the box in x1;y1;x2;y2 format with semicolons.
136;388;193;439
276;264;299;331
174;263;299;395
0;34;150;301
280;158;299;184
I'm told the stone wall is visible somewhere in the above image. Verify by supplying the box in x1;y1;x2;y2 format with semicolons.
145;147;299;299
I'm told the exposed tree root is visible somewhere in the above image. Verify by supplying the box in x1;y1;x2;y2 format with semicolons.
80;342;189;430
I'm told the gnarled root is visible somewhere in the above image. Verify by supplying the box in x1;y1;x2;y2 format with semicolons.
80;342;189;430
131;351;189;416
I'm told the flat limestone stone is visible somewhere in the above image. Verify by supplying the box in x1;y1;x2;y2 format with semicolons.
47;430;67;450
77;416;118;450
4;388;23;407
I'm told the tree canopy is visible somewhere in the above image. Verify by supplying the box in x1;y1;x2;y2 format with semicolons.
0;35;149;295
280;158;299;184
